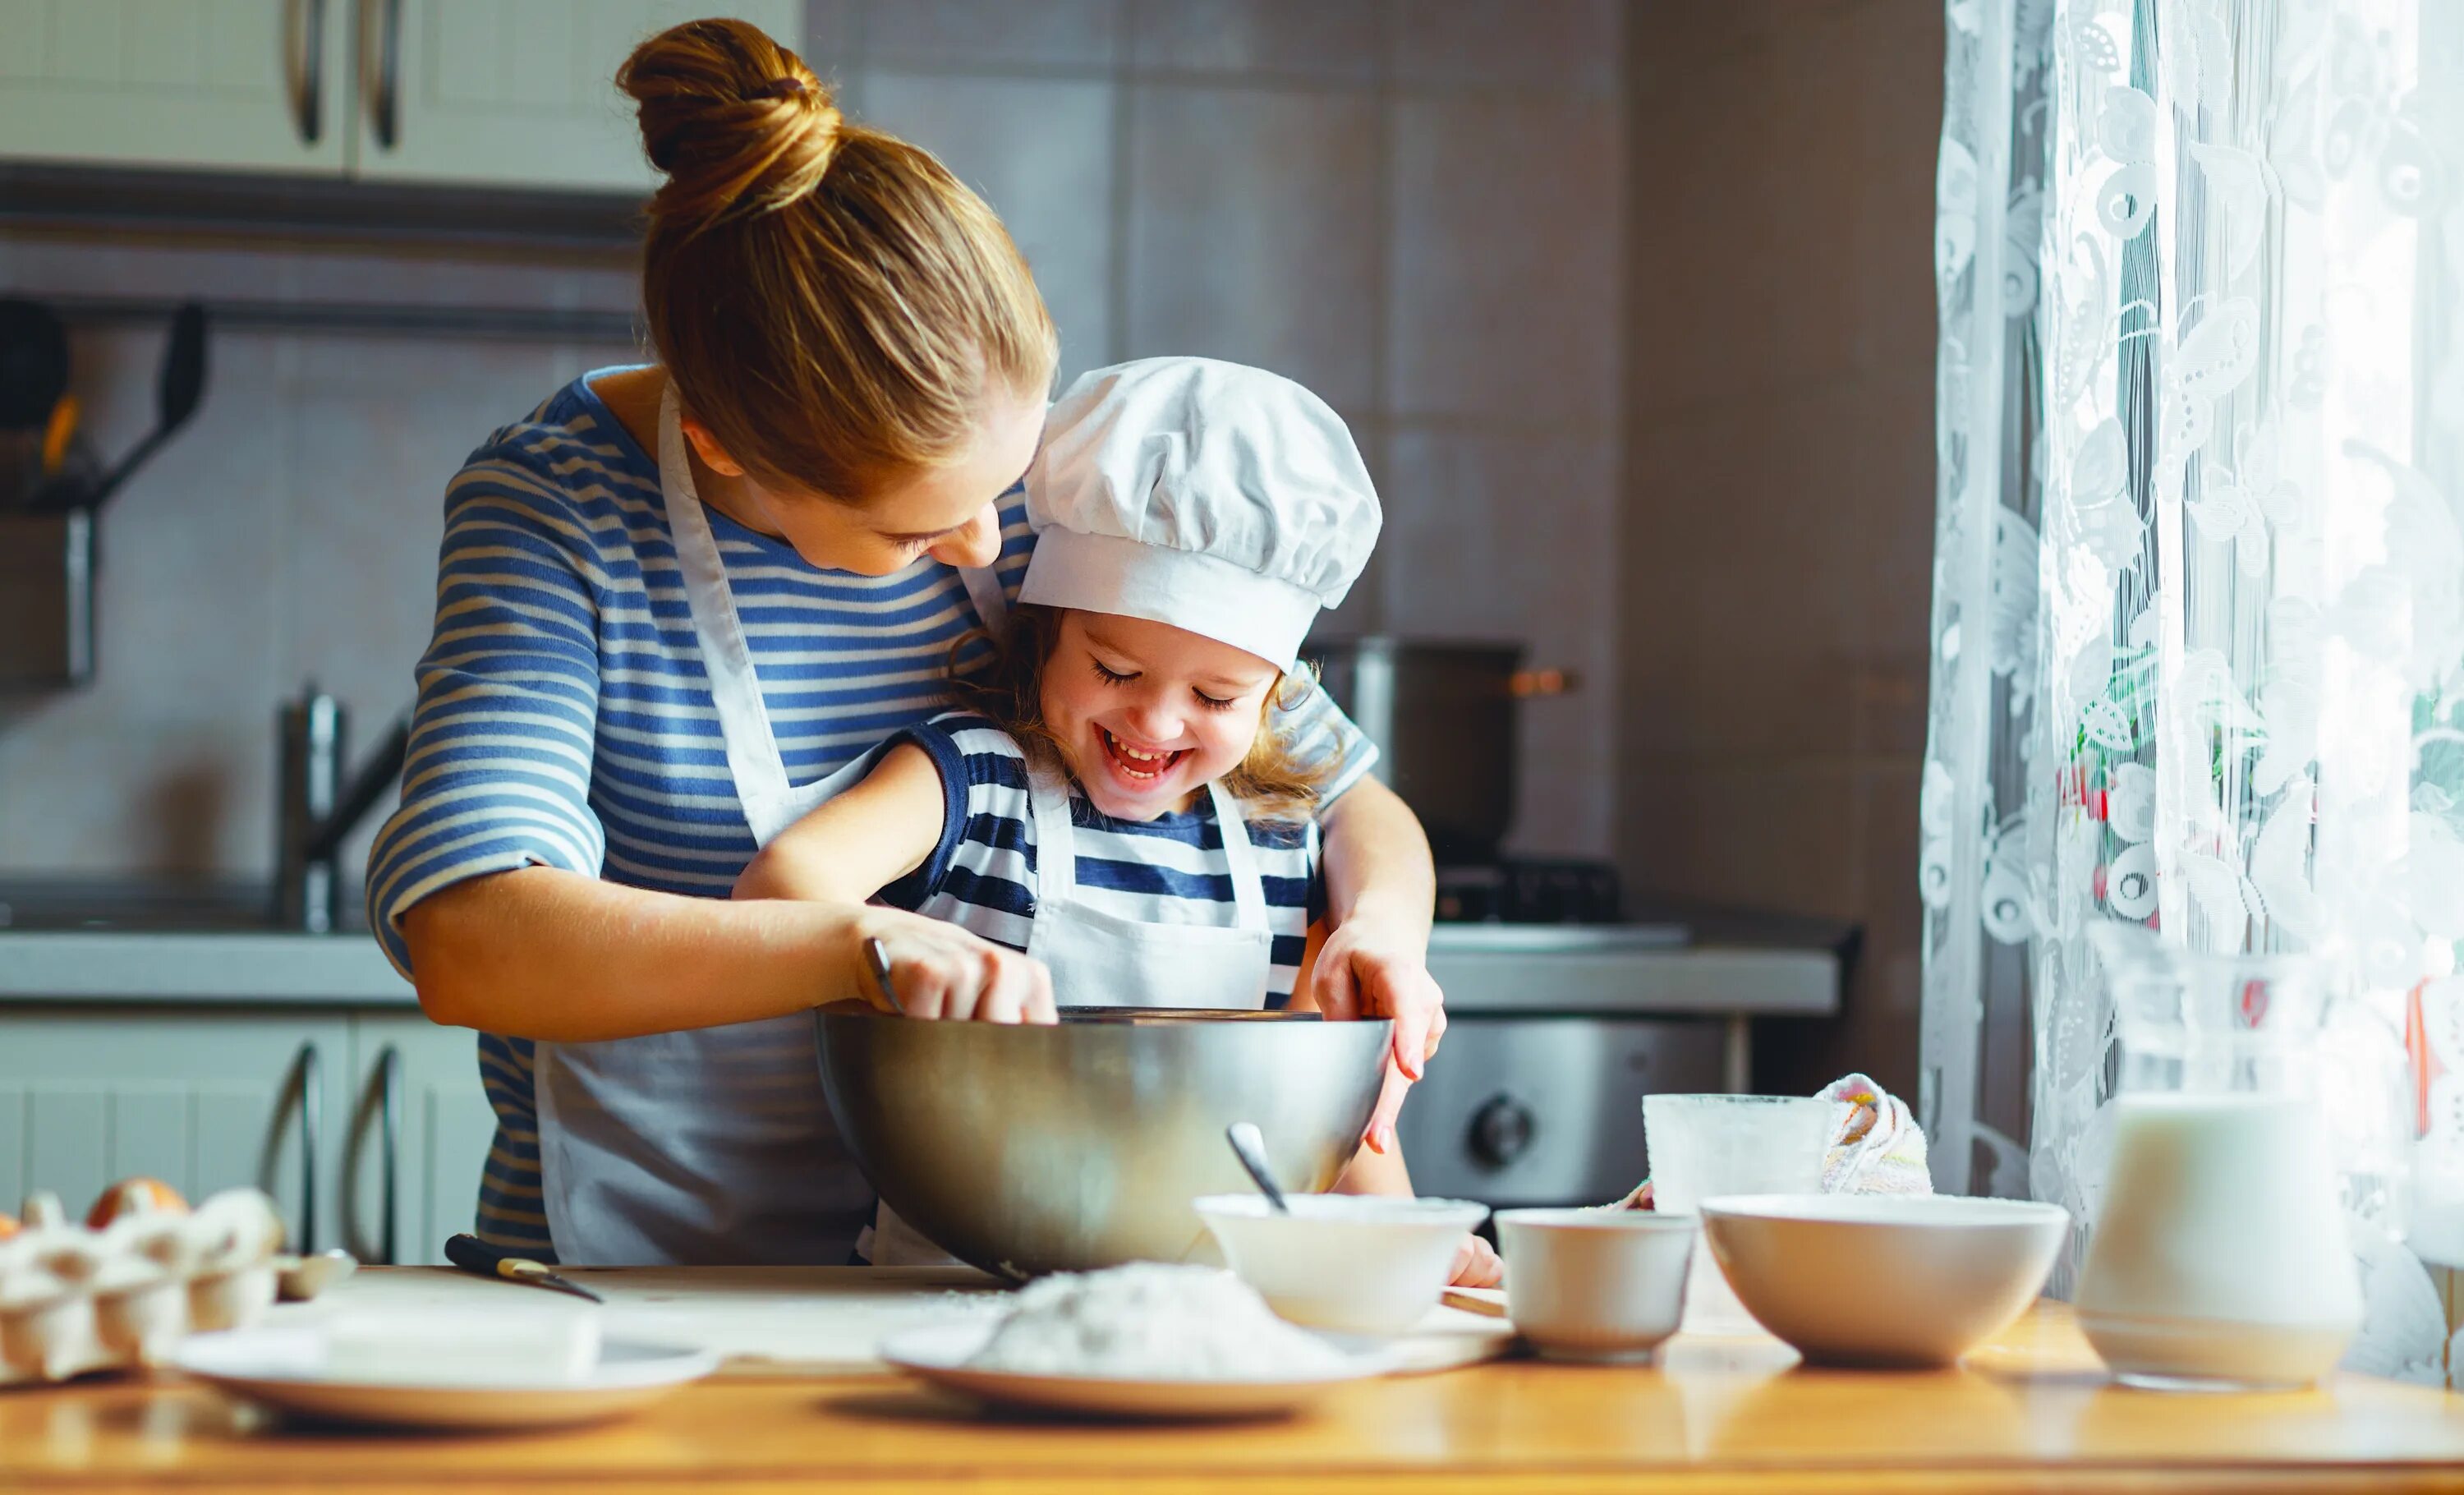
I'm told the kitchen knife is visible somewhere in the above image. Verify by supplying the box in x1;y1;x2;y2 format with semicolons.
442;1232;605;1304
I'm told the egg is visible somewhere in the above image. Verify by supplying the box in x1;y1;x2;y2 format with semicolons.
0;1213;19;1242
85;1177;189;1230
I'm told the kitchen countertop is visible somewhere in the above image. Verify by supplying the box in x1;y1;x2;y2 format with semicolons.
0;921;1841;1015
5;1278;2461;1493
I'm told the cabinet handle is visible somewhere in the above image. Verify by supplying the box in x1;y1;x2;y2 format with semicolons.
298;1041;322;1254
340;1043;405;1266
362;0;402;150
259;1041;323;1254
378;1045;402;1265
286;0;326;146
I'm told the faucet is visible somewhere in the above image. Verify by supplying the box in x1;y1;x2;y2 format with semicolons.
275;685;412;933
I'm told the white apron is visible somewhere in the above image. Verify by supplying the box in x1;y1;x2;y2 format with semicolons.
868;759;1276;1264
536;383;1009;1266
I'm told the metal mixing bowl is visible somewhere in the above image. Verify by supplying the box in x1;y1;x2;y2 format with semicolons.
816;1007;1392;1280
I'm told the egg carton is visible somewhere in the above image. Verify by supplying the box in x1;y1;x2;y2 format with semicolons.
0;1188;284;1386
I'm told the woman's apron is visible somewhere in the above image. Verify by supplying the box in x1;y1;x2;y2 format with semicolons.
535;384;1009;1266
867;758;1276;1264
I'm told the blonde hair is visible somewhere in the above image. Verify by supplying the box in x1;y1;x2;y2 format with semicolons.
951;607;1338;825
618;18;1058;500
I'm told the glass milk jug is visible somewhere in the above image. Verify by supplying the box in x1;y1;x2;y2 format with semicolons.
2073;923;2363;1391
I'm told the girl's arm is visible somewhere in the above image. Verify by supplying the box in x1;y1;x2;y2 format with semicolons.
1287;924;1412;1196
1310;776;1446;1156
409;747;1052;1037
734;744;944;903
1288;923;1501;1287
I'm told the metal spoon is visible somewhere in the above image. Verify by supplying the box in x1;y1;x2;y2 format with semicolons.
1225;1122;1289;1213
862;936;905;1015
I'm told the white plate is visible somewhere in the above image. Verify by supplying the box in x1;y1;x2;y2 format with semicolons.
172;1327;719;1431
879;1321;1391;1420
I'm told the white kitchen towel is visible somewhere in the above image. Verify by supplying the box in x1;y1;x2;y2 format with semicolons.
1611;1074;1933;1208
1817;1073;1932;1195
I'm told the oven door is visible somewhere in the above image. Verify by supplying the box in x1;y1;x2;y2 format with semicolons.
1394;1015;1729;1208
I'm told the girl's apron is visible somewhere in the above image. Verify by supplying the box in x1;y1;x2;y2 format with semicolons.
867;759;1274;1264
536;383;1008;1265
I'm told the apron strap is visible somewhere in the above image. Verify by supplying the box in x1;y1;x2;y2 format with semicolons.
659;382;793;816
1024;759;1078;908
958;562;1009;638
1207;781;1271;932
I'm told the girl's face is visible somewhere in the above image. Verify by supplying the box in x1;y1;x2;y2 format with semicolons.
1041;611;1281;821
681;388;1046;577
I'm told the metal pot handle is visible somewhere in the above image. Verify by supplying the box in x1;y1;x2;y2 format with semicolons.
1510;669;1579;697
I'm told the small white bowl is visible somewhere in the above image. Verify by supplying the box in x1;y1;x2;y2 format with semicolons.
1700;1194;2067;1368
1496;1209;1697;1364
1194;1194;1490;1336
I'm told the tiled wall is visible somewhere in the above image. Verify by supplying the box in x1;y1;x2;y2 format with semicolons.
0;0;1626;887
1615;0;1944;1101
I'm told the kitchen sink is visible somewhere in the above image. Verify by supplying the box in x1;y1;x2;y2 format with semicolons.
0;878;369;934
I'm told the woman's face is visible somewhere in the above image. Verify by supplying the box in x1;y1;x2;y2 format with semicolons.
1039;611;1281;821
683;389;1046;576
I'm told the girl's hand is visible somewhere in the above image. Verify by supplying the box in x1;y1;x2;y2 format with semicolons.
1311;914;1446;1154
1449;1232;1502;1289
863;912;1057;1024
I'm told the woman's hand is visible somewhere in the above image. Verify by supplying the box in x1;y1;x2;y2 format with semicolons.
1448;1233;1502;1289
862;910;1057;1024
1311;912;1447;1155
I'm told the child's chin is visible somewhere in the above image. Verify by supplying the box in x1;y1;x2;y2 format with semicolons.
1084;780;1175;821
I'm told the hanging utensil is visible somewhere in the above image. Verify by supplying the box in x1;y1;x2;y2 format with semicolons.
29;300;209;515
0;297;69;431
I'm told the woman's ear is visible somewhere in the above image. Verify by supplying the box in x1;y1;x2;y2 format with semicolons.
678;415;748;478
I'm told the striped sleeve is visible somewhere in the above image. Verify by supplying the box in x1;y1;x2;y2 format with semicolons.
363;450;611;978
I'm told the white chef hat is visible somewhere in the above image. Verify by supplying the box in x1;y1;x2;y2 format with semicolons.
1020;357;1381;671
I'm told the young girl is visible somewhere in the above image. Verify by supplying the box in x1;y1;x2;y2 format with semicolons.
737;356;1499;1286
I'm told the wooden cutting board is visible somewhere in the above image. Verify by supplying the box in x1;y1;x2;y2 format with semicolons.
292;1267;1516;1379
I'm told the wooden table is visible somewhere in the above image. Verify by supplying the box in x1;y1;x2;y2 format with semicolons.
6;1292;2463;1493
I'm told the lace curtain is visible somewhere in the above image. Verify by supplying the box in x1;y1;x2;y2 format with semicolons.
1924;0;2464;1383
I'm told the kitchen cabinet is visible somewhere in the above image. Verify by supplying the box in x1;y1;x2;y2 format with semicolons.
0;0;352;174
355;0;799;190
0;0;800;191
0;1009;353;1249
337;1014;491;1267
0;1005;487;1267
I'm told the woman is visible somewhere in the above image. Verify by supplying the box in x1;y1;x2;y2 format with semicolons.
365;18;1445;1267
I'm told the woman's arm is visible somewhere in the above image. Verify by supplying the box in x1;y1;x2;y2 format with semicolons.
409;867;879;1039
1310;775;1447;1155
411;867;1053;1036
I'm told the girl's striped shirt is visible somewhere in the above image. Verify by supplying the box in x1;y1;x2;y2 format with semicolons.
362;368;1371;1261
884;711;1323;1003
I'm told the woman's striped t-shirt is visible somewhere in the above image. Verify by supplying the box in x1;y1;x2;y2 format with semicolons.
362;368;1371;1260
885;711;1323;1003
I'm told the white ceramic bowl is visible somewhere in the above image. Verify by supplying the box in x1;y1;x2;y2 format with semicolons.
1194;1194;1490;1336
1496;1209;1697;1364
1699;1194;2068;1368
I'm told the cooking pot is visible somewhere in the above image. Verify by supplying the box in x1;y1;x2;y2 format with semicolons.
1302;637;1574;862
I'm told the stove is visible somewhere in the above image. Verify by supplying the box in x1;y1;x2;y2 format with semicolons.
1399;878;1850;1211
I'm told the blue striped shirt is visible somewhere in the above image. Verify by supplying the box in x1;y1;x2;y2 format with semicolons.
886;712;1323;1004
363;368;1369;1259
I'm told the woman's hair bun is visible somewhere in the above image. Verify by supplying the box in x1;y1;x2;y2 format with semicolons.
618;18;842;228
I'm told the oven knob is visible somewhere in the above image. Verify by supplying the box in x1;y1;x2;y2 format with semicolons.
1468;1094;1536;1169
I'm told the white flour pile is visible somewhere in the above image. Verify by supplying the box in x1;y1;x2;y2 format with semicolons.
964;1263;1351;1380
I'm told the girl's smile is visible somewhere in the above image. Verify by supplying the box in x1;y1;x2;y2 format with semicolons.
1042;611;1280;821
